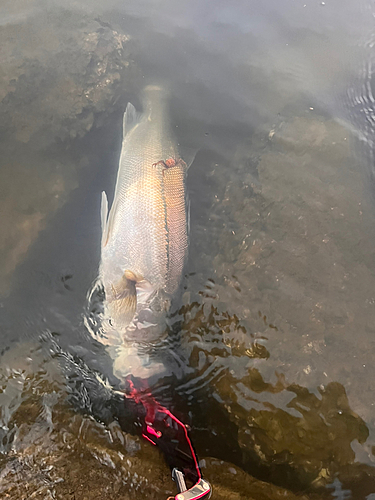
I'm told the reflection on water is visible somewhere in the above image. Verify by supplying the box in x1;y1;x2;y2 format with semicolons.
2;0;375;499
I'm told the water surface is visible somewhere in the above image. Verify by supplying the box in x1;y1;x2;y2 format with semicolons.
1;0;375;498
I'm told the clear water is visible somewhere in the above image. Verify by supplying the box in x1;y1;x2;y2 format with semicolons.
1;0;375;498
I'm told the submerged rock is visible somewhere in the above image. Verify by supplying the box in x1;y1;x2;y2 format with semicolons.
0;6;136;295
180;113;375;496
0;341;310;500
0;7;134;146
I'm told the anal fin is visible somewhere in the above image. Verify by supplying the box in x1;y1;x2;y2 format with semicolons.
101;191;109;247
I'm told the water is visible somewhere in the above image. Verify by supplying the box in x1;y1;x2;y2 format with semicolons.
1;0;375;498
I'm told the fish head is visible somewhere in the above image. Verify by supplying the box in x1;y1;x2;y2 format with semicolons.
100;288;171;381
101;277;171;344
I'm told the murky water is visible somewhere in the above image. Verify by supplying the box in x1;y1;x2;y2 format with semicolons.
2;0;375;498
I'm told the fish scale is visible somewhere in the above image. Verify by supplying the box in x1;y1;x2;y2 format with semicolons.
164;160;188;295
99;86;189;340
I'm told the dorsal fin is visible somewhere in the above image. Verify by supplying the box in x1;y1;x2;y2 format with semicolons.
179;145;198;169
123;102;141;137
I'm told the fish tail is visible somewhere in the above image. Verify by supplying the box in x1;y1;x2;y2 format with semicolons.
142;85;170;119
143;84;169;97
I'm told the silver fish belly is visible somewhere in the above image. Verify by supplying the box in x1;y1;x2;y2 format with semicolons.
99;86;188;348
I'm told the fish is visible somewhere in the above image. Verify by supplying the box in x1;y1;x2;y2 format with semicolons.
98;86;189;378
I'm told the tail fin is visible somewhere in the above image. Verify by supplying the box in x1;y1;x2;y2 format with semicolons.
142;84;170;118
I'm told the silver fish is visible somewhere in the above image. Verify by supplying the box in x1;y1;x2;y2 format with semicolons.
99;86;189;376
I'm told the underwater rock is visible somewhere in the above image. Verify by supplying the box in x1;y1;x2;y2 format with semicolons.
181;113;375;495
0;7;134;146
0;341;311;500
0;6;136;295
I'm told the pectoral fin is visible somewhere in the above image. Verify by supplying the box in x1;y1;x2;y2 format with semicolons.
109;270;139;325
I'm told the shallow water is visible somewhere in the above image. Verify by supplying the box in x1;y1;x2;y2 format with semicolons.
2;0;375;498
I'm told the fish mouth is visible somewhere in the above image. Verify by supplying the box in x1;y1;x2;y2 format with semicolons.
110;306;169;342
